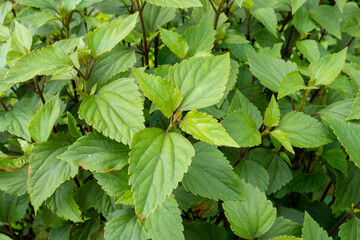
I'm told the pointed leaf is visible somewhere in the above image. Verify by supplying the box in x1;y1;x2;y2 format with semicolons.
28;134;78;211
182;142;244;200
310;5;341;39
278;71;314;99
143;195;184;240
169;54;230;111
223;181;277;239
87;13;138;59
29;95;62;143
271;129;295;154
146;0;202;8
0;191;28;224
0;167;28;196
296;40;320;62
129;128;195;218
4;45;73;85
302;212;332;240
79;78;145;145
310;48;347;86
11;21;32;54
159;27;188;59
133;68;183;118
180;110;239;147
234;160;269;192
221;109;261;147
264;95;280;128
278;112;332;148
347;92;360;120
291;0;306;14
59;131;129;173
93;167;130;199
252;8;277;37
339;218;360;240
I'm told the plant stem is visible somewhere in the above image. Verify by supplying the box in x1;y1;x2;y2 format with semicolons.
260;128;270;138
297;88;312;112
329;200;360;236
283;25;294;57
244;8;251;40
214;0;224;30
0;99;8;111
154;34;160;68
134;0;149;67
34;77;46;105
346;37;355;48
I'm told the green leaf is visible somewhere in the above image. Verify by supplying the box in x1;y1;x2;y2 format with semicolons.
142;4;176;34
339;218;360;240
62;0;81;12
29;95;62;143
271;129;295;154
310;5;341;39
182;17;215;57
28;134;78;211
258;217;302;240
0;156;28;170
322;148;347;176
293;6;316;34
318;99;353;121
11;21;32;54
333;163;360;211
93;167;130;199
89;46;136;87
0;167;28;196
302;212;332;240
182;142;244;200
15;0;57;9
223;181;277;239
246;48;298;92
129;128;195;218
310;48;347;86
133;68;183;118
278;71;314;99
347;92;360;120
228;89;263;129
326;118;360;167
48;225;71;240
0;2;12;25
87;13;138;59
252;8;277;37
221;109;261;147
159;27;188;59
78;78;144;145
0;191;28;224
67;112;82;138
169;54;231;111
3;45;73;85
46;181;82;222
234;160;269;192
264;95;280;128
0;234;12;240
146;0;202;8
59;131;129;173
183;222;227;240
291;0;306;14
104;209;148;240
180;110;239;147
143;195;184;240
278;112;332;148
287;171;324;193
296;40;320;62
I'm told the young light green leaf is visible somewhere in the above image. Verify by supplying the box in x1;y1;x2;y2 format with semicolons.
228;89;263;129
66;112;82;138
278;112;332;148
310;48;347;86
29;95;61;143
15;0;57;8
4;45;73;85
182;17;215;57
182;142;244;200
339;218;360;240
159;27;188;59
271;129;295;154
302;212;332;240
264;95;280;128
169;54;230;111
0;2;12;25
87;13;138;59
310;5;341;39
11;21;32;54
347;92;360;120
223;181;277;239
296;40;320;62
146;0;202;8
104;209;148;240
251;8;277;37
28;134;78;211
325;118;360;168
246;48;298;92
129;128;195;219
0;234;12;240
180;110;239;147
93;167;130;199
78;78;145;145
234;160;269;192
46;182;82;222
221;109;262;147
278;71;315;99
59;131;129;173
143;195;184;240
133;68;183;118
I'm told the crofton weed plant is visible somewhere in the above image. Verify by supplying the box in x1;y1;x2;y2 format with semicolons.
0;0;359;239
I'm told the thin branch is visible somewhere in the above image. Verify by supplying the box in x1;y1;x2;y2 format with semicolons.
87;60;96;80
0;99;8;111
23;82;38;93
290;95;295;110
329;200;360;236
346;37;356;48
41;75;46;92
121;0;131;13
33;77;45;105
208;0;217;12
73;66;87;80
222;0;236;12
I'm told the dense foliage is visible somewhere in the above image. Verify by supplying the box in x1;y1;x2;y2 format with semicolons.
0;0;359;239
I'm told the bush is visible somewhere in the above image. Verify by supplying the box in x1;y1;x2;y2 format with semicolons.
0;0;359;239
